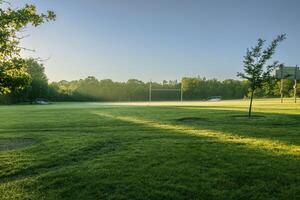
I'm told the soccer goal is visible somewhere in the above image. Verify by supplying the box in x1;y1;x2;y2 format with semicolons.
149;81;183;102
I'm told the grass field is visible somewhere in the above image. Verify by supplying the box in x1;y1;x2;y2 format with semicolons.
0;99;299;200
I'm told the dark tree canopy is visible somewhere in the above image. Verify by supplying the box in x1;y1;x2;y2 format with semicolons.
26;59;48;101
0;1;55;94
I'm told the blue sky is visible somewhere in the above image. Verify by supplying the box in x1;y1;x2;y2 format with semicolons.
12;0;300;82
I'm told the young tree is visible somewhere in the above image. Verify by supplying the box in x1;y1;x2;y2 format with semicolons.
237;34;286;118
0;1;55;94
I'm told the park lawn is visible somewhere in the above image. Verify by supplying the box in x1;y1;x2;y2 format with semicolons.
0;99;299;200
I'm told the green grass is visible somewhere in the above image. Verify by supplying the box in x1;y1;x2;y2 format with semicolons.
0;99;299;200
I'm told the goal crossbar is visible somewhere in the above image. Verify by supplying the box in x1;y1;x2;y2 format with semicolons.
149;81;183;102
151;89;181;91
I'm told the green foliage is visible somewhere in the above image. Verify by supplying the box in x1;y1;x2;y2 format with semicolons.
254;79;295;98
46;77;250;102
237;34;286;117
0;58;30;94
182;77;249;99
1;73;297;104
0;2;55;94
237;34;286;91
0;59;49;103
25;59;49;101
3;74;297;104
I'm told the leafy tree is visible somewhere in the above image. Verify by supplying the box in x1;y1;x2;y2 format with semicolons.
237;34;286;118
26;59;48;102
5;58;48;103
0;1;55;94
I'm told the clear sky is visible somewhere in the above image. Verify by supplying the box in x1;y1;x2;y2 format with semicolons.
12;0;300;82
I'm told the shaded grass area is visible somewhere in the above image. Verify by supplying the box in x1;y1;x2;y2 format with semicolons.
0;99;299;199
0;138;37;151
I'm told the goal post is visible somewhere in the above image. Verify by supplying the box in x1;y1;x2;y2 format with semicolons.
149;80;183;102
275;65;299;103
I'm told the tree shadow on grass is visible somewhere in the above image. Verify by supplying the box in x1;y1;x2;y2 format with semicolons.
88;109;300;199
110;105;300;146
170;106;300;145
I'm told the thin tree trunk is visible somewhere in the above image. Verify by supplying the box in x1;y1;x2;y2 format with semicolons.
248;89;254;118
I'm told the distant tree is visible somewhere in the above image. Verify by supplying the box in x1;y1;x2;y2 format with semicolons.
26;59;48;102
237;34;286;118
73;76;100;101
0;1;55;94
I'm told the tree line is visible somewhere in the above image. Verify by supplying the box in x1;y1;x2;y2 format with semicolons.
0;58;298;104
